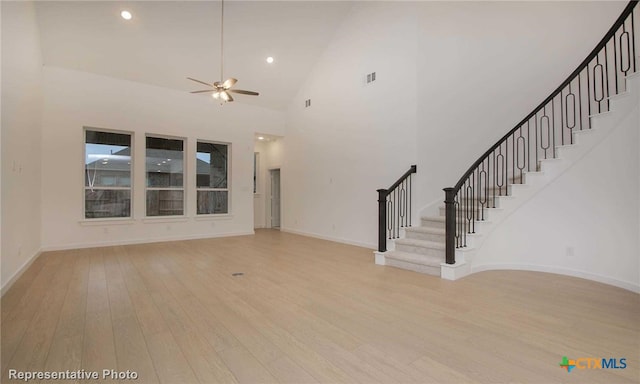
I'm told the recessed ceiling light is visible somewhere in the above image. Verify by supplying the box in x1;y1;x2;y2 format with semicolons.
121;10;133;20
266;57;274;64
258;136;265;140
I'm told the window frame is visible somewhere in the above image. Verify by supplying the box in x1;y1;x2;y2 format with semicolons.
196;140;231;216
83;127;134;221
145;134;187;218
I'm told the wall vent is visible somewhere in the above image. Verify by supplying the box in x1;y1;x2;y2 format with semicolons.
305;99;311;108
366;72;376;84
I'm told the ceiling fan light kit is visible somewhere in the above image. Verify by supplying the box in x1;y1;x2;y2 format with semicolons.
187;0;259;104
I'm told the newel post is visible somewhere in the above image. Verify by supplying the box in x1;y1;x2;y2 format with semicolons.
377;189;388;252
444;187;456;265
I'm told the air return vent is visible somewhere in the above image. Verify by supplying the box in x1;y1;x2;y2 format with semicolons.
305;99;311;108
366;72;376;84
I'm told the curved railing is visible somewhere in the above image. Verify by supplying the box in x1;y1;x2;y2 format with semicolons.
444;1;639;264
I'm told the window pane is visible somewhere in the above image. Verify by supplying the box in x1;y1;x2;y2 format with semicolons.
197;191;228;214
85;190;130;218
86;130;131;188
196;142;228;188
146;190;184;216
146;137;184;188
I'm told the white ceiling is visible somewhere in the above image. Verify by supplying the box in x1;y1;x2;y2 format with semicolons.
35;1;354;111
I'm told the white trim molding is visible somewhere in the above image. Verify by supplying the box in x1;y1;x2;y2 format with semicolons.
1;249;42;297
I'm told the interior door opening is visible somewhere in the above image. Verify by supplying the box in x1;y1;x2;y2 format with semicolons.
270;169;281;229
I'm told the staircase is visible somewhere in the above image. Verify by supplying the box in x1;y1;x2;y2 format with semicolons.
382;176;522;277
375;0;639;280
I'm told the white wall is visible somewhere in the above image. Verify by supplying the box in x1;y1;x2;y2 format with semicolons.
40;67;284;250
1;2;44;291
471;76;640;292
414;1;628;213
283;3;418;248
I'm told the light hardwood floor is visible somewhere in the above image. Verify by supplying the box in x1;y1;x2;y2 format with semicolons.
2;229;639;383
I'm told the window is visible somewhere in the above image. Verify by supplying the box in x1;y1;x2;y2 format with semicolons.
146;136;184;216
84;129;132;219
196;141;229;214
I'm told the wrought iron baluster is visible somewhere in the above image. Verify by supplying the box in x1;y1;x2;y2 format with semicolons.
560;89;565;146
535;112;539;166
387;197;393;239
594;55;604;113
614;29;619;93
552;97;556;158
578;73;583;131
566;83;576;144
587;61;592;126
604;44;611;111
394;188;397;238
631;11;636;72
408;175;412;226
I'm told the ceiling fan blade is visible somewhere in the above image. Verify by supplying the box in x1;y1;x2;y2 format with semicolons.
190;90;215;94
220;91;234;102
229;89;259;96
222;78;238;89
187;77;214;87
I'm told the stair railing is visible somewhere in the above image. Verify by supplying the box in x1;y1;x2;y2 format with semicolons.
444;1;638;265
377;165;417;252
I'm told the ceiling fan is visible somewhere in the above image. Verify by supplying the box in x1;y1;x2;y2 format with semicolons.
187;0;259;103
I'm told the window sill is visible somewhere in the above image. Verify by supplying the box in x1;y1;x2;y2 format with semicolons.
142;216;189;224
194;214;233;221
79;218;136;226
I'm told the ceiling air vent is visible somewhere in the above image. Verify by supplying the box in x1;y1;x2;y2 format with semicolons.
305;99;311;108
366;72;376;84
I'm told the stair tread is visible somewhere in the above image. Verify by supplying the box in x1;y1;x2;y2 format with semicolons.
385;251;443;266
439;204;502;209
395;238;445;249
436;214;494;223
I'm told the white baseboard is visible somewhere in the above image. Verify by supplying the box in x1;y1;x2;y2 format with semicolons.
280;227;376;250
472;263;640;293
1;248;42;297
41;231;255;252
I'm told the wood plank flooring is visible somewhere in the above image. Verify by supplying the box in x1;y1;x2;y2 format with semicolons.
2;229;638;383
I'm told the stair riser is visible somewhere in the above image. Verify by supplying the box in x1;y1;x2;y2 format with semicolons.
420;219;445;229
385;258;440;277
457;188;511;198
395;244;445;258
405;231;445;242
438;206;494;219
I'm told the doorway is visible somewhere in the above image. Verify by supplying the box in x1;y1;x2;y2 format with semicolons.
270;169;281;228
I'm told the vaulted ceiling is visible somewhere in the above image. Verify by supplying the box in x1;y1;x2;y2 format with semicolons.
35;1;354;111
